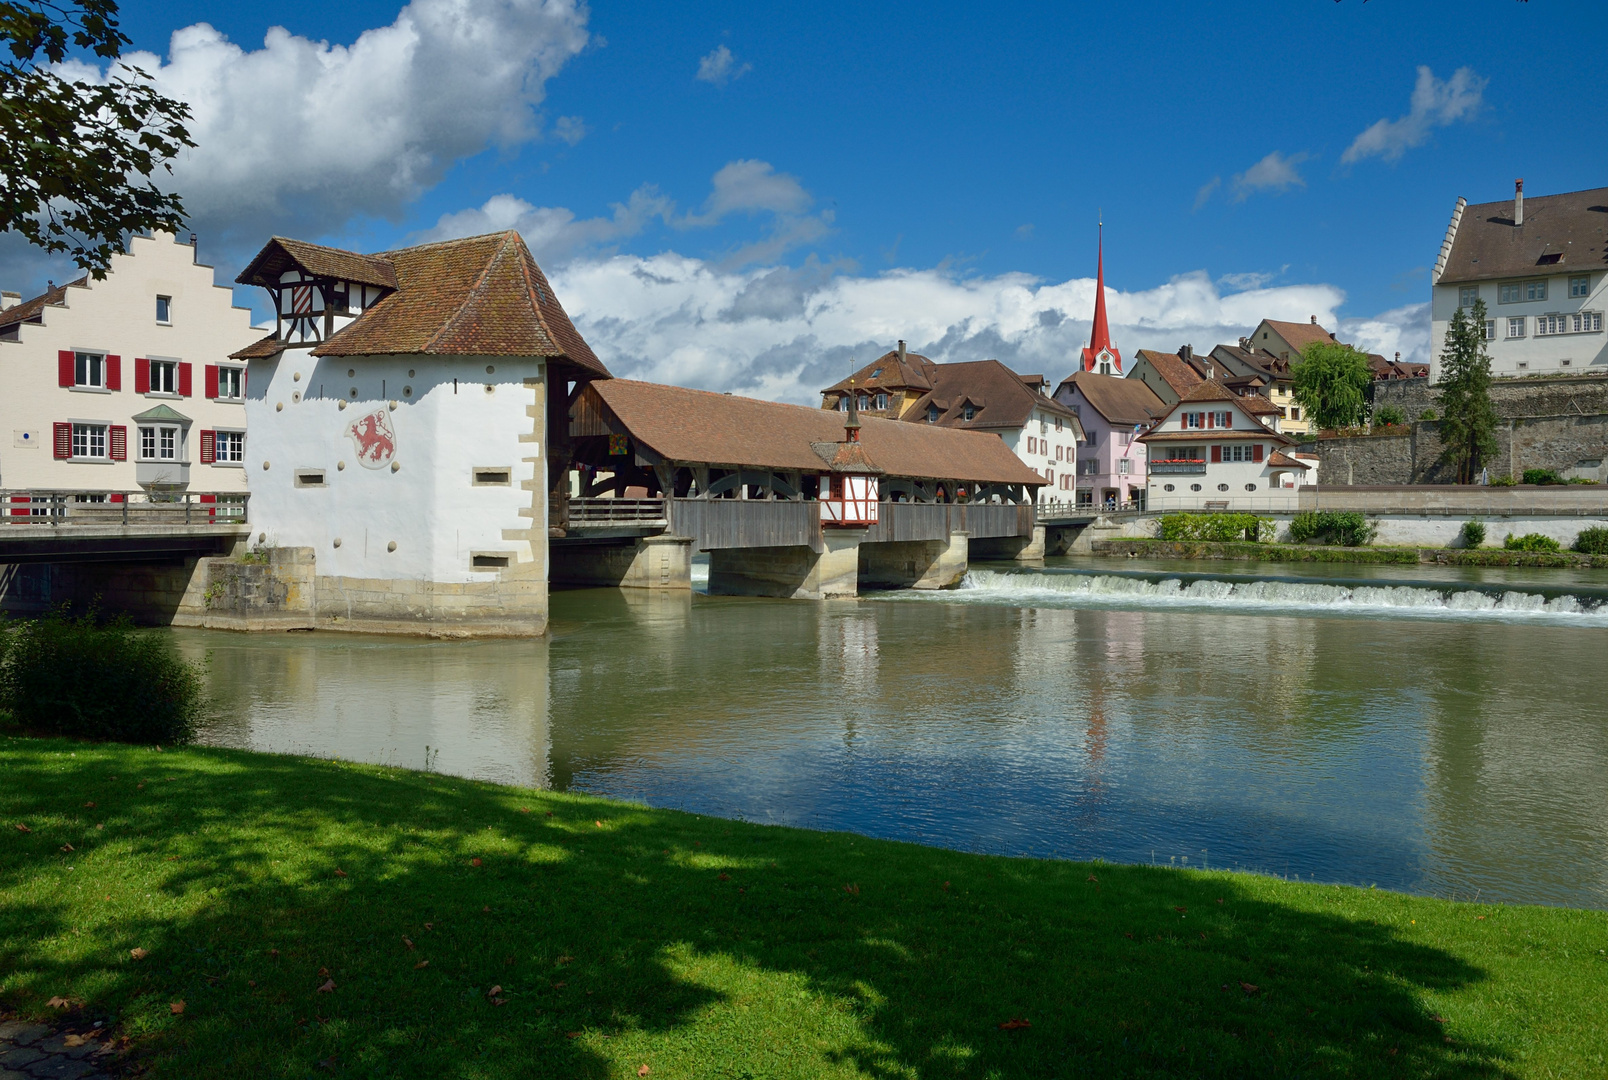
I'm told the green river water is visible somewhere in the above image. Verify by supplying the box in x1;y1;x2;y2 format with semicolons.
179;556;1608;910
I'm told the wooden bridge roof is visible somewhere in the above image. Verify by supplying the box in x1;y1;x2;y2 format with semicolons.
585;379;1045;486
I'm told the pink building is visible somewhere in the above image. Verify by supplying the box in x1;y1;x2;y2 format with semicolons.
1052;371;1164;509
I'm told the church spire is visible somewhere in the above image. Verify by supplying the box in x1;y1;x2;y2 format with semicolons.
1081;222;1122;374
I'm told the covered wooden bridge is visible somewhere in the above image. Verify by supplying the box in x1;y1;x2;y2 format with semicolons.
551;379;1050;598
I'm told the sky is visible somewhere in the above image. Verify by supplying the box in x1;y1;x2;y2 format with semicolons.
7;0;1606;403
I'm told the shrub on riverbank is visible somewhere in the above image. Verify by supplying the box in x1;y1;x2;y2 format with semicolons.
1521;468;1564;486
2;737;1605;1079
1572;526;1608;555
1459;520;1486;548
1157;512;1273;543
1288;510;1376;547
0;608;202;744
1503;532;1562;553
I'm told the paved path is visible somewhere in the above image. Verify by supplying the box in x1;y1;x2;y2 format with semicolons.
0;1019;116;1080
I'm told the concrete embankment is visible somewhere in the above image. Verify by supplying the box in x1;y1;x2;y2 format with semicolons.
1090;538;1608;568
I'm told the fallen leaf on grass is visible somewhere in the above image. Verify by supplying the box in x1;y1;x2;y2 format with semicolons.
414;961;429;970
317;1057;338;1071
268;949;279;959
334;869;347;878
85;802;96;809
166;856;178;862
317;979;336;993
718;873;730;881
1086;874;1098;883
483;906;491;913
942;881;950;891
47;996;70;1008
491;997;506;1006
488;984;503;997
63;1033;96;1047
318;966;330;976
170;1001;185;1015
15;823;30;833
1475;915;1486;921
1123;933;1134;940
546;811;553;818
424;923;433;931
1432;1014;1448;1024
565;1031;582;1039
1240;982;1260;996
470;858;482;867
638;1066;651;1077
1174;906;1187;914
61;843;75;852
519;808;530;814
1215;898;1223;904
594;820;602;828
248;980;256;987
556;955;573;965
552;981;567;990
998;1018;1031;1030
843;883;859;895
130;947;148;960
403;937;415;950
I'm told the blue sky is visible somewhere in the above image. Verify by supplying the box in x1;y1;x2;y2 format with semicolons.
10;0;1607;401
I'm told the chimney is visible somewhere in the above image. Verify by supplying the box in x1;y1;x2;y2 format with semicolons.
897;339;907;365
0;291;19;311
1514;178;1524;226
1239;336;1250;350
1395;352;1401;362
1310;315;1317;324
1177;344;1192;361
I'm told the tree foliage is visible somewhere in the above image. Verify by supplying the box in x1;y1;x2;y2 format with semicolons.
1436;300;1500;484
0;1;192;276
1292;341;1372;430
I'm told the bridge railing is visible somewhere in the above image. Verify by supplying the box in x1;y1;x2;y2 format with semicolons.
567;497;668;526
0;491;249;526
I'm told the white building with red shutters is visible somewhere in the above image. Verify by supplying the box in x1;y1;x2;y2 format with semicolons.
0;233;258;499
1139;379;1311;510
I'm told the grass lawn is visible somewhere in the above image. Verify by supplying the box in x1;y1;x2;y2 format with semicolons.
2;737;1605;1079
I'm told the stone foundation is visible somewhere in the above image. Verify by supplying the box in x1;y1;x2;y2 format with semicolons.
708;529;866;599
970;524;1046;561
857;532;968;589
550;535;693;590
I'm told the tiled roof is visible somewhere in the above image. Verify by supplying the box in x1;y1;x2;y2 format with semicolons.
314;233;607;375
1235;393;1282;416
230;333;285;360
1259;319;1338;355
0;276;87;329
901;359;1082;433
1142;428;1294;445
236;238;398;289
1178;379;1239;403
822;348;936;395
1055;370;1165;426
1268;450;1312;468
1131;349;1205;396
1438;185;1608;284
589;379;1046;486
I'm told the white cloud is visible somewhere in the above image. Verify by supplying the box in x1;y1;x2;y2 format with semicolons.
1232;151;1311;202
695;44;751;87
683;159;813;224
1342;66;1486;164
1193;177;1221;211
1339;302;1430;364
545;252;1358;405
419;188;674;264
67;0;590;258
551;115;588;146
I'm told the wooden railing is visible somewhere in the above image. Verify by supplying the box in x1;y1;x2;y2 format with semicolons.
0;491;248;526
567;497;669;526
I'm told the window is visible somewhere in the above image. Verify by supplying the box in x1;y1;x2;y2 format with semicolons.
1163;484;1175;492
472;554;511;569
858;394;869;411
473;468;511;486
1245;483;1258;492
1506;317;1526;339
874;392;888;410
1290;407;1301;421
1499;280;1546;303
156;295;172;323
1212;410;1232;428
1190;484;1202;492
75;352;104;388
963;404;976;421
1217;483;1230;492
836;396;847;411
1483;319;1496;341
72;423;106;459
1537;314;1567;336
1055;445;1063;461
1183;412;1203;429
1117;459;1131;474
1569;276;1590;299
137;425;181;461
926;405;939;423
149;360;177;394
1458;286;1478;308
295;470;326;488
1572;311;1603;333
1054;416;1063;432
1078;458;1098;475
216;430;244;463
217;365;245;400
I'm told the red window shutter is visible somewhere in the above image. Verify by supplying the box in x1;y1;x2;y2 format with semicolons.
106;355;121;391
1211;445;1222;463
109;493;124;503
135;358;150;394
1252;443;1264;462
178;362;193;397
53;422;72;458
199;429;215;464
1223;412;1232;429
204;364;219;399
1206;412;1215;429
109;425;127;461
58;350;74;387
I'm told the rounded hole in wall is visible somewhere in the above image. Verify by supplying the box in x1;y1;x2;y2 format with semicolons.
1190;483;1201;492
292;392;301;403
1164;483;1176;492
484;384;494;394
407;369;416;378
485;365;495;375
1217;483;1230;492
258;532;266;544
347;369;355;378
1245;483;1257;491
387;540;397;553
403;386;412;397
349;388;358;398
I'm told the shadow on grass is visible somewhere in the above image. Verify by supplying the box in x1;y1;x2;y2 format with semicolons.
0;739;1514;1079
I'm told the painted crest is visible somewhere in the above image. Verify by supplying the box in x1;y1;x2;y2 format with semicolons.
346;408;396;468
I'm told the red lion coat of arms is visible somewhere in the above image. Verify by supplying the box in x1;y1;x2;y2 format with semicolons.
347;409;396;468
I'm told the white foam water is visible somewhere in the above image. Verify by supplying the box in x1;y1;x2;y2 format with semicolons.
885;568;1608;626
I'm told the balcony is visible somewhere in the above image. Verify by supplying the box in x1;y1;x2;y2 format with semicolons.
1150;460;1206;475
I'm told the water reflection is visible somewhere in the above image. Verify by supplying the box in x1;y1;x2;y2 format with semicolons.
179;576;1608;909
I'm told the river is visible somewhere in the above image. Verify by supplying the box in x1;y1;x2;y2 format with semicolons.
180;556;1608;910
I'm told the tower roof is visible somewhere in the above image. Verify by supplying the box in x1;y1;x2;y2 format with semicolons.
1081;226;1122;373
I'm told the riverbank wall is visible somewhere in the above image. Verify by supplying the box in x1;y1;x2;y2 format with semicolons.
1089;538;1608;568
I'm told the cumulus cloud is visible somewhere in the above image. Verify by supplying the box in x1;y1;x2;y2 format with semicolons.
682;159;813;224
419;187;674;264
1339;302;1430;364
63;0;590;259
546;253;1355;405
1342;66;1486;164
551;115;588;146
695;44;751;87
1192;177;1221;211
1232;151;1311;202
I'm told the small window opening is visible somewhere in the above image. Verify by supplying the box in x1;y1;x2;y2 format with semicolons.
473;468;511;486
295;470;326;488
472;554;511;569
156;295;172;323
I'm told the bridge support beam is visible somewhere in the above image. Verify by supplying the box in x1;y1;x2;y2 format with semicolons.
859;531;969;590
708;528;865;600
550;534;693;590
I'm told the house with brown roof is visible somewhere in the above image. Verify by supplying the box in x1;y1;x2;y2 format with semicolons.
1430;180;1607;379
1051;371;1165;509
0;232;258;500
822;342;1084;498
1126;348;1204;406
231;230;610;637
1140;379;1308;510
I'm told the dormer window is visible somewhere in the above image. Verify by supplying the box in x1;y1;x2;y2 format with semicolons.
963;404;976;421
874;392;888;410
927;404;940;423
329;281;351;314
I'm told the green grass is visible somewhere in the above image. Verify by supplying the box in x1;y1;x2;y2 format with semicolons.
3;738;1606;1079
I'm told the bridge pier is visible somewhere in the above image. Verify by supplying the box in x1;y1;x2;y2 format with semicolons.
708;528;866;600
969;523;1046;562
858;531;969;590
550;534;693;590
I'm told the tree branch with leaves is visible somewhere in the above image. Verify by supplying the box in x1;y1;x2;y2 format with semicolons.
1291;340;1373;431
1;0;193;277
1436;299;1500;484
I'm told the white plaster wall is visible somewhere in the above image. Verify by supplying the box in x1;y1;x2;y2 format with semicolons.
0;233;259;492
1430;273;1608;381
1368;514;1608;548
245;351;545;584
1005;409;1078;500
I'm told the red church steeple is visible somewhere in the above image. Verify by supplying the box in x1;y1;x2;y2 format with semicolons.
1081;224;1122;374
